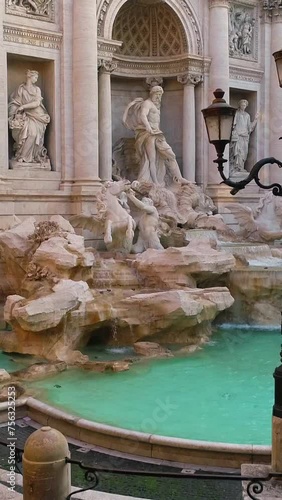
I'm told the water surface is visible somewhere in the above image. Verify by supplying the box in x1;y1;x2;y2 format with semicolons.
29;327;280;445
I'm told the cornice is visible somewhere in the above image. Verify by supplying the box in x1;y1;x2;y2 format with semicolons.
112;55;210;78
229;64;264;83
97;37;123;61
209;0;230;8
3;24;62;50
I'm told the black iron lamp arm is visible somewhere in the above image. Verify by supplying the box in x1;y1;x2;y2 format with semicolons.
214;156;282;196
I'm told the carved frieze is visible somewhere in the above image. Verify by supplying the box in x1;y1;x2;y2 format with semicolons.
5;0;55;23
3;25;62;50
229;3;258;60
230;64;264;82
112;56;210;79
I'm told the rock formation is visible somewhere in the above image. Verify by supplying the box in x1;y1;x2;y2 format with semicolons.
0;216;235;362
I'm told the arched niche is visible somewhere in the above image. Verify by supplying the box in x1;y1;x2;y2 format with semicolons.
98;0;203;57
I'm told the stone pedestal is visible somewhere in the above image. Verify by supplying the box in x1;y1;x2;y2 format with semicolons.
10;160;51;171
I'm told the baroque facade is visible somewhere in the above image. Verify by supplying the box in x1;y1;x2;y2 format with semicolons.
0;0;282;227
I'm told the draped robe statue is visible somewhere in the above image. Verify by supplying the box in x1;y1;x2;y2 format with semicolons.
8;69;50;169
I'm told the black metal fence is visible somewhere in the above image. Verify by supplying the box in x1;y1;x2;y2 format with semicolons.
1;439;282;500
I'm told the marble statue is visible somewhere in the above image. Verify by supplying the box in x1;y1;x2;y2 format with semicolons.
70;179;136;253
229;7;255;57
229;99;258;176
133;179;235;239
227;192;282;242
126;189;164;253
123;85;188;187
8;69;51;169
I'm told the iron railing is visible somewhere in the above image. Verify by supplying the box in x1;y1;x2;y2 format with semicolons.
66;457;282;500
1;438;282;499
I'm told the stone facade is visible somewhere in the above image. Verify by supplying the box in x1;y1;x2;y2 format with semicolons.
0;0;281;229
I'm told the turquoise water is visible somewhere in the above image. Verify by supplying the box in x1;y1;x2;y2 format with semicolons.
0;352;30;372
29;327;281;445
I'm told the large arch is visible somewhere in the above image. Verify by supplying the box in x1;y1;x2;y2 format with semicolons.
97;0;203;56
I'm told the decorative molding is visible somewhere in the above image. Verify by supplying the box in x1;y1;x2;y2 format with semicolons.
97;0;111;37
209;0;230;8
179;0;202;55
112;55;210;78
5;0;55;23
98;60;118;73
229;64;264;82
177;73;203;86
229;2;258;61
97;37;123;61
3;24;62;49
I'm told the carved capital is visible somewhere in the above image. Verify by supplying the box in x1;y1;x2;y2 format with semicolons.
146;77;163;89
98;60;117;73
177;73;203;86
209;0;230;8
262;1;282;21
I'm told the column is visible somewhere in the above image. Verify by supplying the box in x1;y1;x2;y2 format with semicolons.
177;74;203;182
0;3;8;175
73;0;100;189
208;0;230;96
269;8;282;184
60;0;74;190
208;0;230;183
98;60;117;181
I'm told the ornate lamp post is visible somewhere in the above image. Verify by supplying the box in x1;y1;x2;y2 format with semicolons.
202;53;282;473
201;90;282;196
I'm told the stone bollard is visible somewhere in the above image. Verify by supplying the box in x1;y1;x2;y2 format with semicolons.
23;426;71;499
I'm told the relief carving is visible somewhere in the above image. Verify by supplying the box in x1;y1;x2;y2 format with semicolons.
6;0;54;22
229;4;256;58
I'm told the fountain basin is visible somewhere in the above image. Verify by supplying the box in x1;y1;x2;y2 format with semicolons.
2;327;275;468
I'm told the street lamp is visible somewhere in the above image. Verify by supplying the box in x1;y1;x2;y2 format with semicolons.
201;89;282;196
202;54;282;474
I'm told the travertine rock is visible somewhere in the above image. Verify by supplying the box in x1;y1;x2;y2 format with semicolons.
13;362;66;381
133;342;173;357
0;369;11;382
5;280;93;332
133;243;235;289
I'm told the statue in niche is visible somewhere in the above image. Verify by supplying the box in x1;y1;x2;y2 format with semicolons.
229;99;259;176
70;179;136;253
126;188;164;253
8;70;51;169
226;192;282;243
229;6;255;57
123;86;188;187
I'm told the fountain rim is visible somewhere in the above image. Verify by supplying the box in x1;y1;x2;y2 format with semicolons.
5;396;271;468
